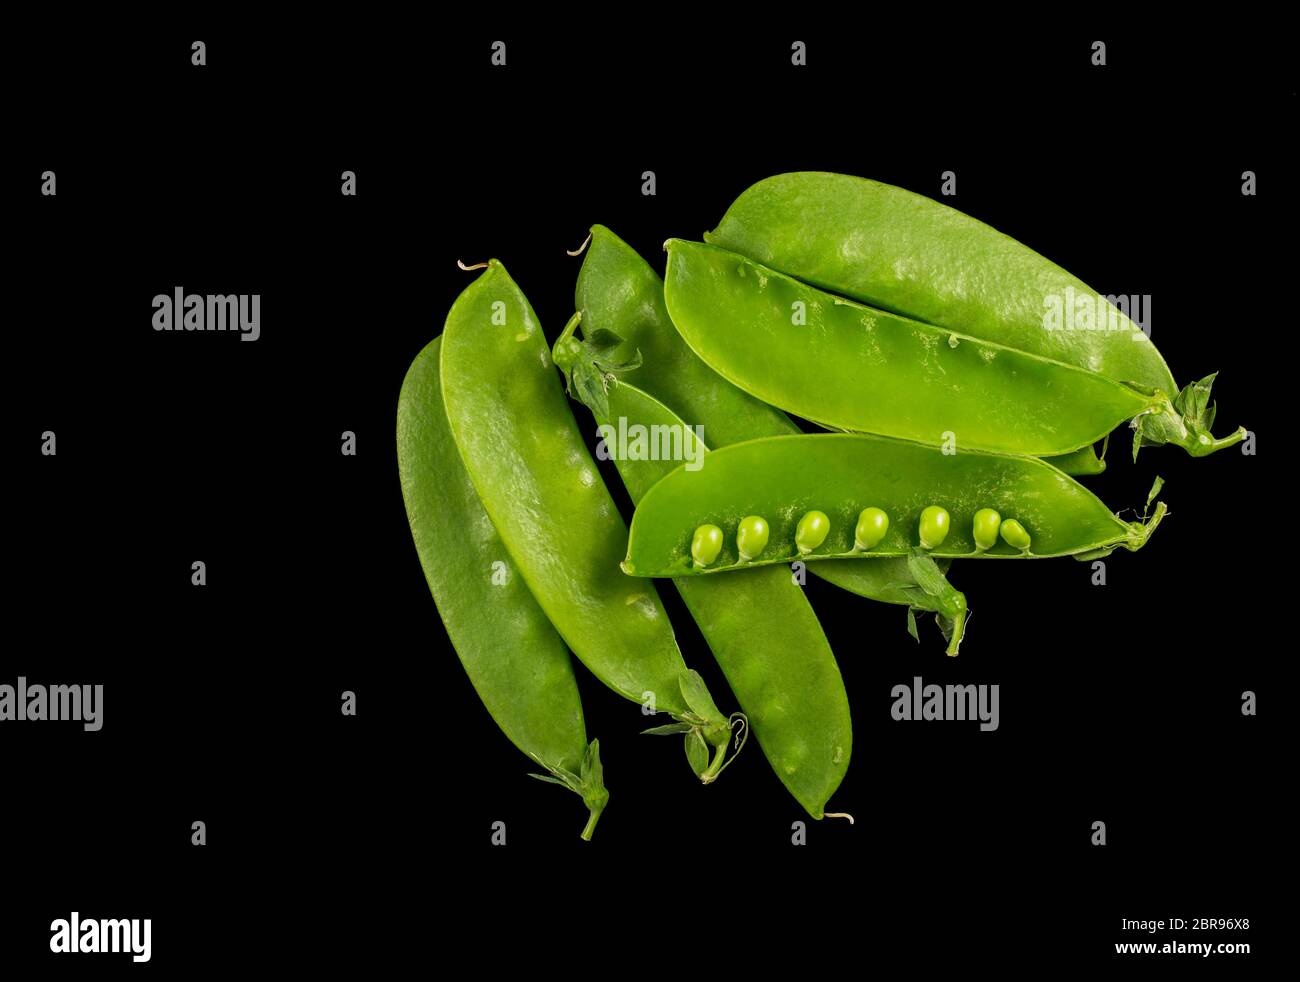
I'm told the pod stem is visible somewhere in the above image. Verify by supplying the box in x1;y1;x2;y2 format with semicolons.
700;713;750;785
944;603;968;658
1160;420;1246;458
1190;426;1248;455
576;740;610;841
557;310;582;345
1133;373;1245;460
580;798;605;841
1126;500;1168;551
699;740;729;784
531;739;608;840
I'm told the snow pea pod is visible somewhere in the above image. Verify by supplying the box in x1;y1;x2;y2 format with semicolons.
665;239;1173;459
440;261;734;779
573;225;967;650
574;225;792;447
397;336;607;839
705;172;1244;459
1044;443;1107;476
554;349;850;817
623;434;1166;577
813;418;1105;477
818;418;1106;478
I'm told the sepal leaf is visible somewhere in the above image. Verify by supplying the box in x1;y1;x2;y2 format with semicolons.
641;722;694;736
679;669;725;725
685;729;710;777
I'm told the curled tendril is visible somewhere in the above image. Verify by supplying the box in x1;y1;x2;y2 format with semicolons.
730;713;748;750
702;713;750;784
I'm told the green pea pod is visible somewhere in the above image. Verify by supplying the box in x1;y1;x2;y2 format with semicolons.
814;420;1106;477
704;172;1245;459
623;433;1167;577
553;341;851;818
397;336;607;839
1044;442;1107;476
440;260;733;780
574;225;793;447
817;416;1107;478
573;224;967;650
665;238;1192;459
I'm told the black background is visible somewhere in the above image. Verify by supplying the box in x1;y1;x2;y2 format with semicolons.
6;34;1288;972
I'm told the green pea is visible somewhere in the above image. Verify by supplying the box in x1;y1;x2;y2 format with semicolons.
795;510;830;554
918;505;950;549
972;508;1002;552
735;515;770;561
691;524;724;567
853;506;889;550
1000;519;1032;551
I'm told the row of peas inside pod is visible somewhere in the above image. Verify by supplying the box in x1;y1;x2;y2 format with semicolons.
688;503;1032;570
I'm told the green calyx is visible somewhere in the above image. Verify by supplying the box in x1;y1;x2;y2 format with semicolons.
1131;373;1246;460
641;670;749;784
528;738;610;841
550;311;643;420
1122;501;1168;553
1073;477;1168;561
899;548;969;656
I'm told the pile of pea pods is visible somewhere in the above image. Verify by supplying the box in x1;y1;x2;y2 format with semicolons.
398;172;1245;839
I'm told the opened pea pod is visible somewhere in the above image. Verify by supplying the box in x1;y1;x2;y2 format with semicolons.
623;433;1166;578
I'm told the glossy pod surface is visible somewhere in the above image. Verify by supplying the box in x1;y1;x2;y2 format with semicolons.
705;171;1175;393
574;225;968;620
624;434;1165;576
664;239;1161;457
1044;444;1107;475
703;173;1245;459
576;224;796;447
397;337;606;837
440;261;707;722
600;381;851;817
